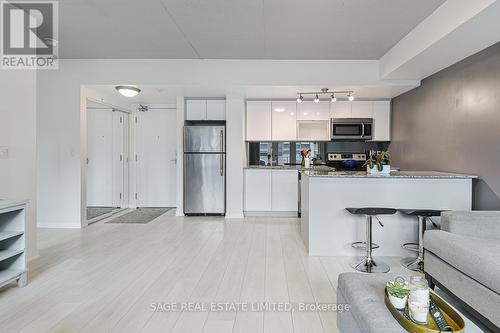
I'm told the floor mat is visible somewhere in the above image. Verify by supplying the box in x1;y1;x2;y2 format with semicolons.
105;207;173;224
87;207;115;220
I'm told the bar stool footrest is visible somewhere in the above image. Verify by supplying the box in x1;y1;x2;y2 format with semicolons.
351;241;379;250
402;242;418;252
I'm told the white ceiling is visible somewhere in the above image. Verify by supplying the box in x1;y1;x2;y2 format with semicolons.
58;0;445;59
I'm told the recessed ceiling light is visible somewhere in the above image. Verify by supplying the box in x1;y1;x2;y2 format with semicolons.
348;93;355;101
297;95;303;103
115;85;141;97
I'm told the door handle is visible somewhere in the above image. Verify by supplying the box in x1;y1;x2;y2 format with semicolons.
361;123;365;137
220;129;224;176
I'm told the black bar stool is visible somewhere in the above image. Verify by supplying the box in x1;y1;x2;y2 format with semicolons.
398;209;444;272
346;207;397;273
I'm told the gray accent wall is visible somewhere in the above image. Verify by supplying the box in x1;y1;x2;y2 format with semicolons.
391;42;500;210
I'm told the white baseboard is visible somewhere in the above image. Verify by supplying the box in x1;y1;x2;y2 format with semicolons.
244;211;298;217
175;209;184;217
28;253;40;263
225;212;244;219
37;223;82;229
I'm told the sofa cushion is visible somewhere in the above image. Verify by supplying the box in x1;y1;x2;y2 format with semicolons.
424;230;500;294
337;272;406;333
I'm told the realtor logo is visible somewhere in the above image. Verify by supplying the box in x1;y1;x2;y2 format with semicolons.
1;1;58;69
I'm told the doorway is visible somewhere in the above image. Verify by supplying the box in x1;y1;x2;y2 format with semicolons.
86;99;129;223
135;105;177;208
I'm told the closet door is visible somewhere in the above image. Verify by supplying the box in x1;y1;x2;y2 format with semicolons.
87;108;114;207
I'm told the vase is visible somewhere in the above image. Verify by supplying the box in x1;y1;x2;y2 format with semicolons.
367;165;390;174
389;294;408;310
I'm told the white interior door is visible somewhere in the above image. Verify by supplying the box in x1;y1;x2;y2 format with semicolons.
87;108;113;207
112;111;126;207
136;107;177;207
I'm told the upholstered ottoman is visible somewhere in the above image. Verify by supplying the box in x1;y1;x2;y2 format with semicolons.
337;272;406;333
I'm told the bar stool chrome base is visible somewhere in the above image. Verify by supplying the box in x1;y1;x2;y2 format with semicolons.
400;256;423;272
352;257;390;273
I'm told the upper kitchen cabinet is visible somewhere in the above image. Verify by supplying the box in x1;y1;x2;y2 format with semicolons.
246;101;272;141
206;100;226;120
186;99;226;120
186;100;207;120
330;101;351;118
351;101;373;118
272;101;296;141
297;101;330;120
372;101;391;141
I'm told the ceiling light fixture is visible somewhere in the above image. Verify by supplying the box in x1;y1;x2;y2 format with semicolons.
115;85;141;97
296;88;354;103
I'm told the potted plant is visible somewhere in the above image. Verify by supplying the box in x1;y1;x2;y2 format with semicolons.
363;151;391;174
386;280;410;310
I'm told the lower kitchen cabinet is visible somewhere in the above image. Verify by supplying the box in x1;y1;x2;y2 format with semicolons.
271;170;298;211
244;169;272;211
244;169;298;213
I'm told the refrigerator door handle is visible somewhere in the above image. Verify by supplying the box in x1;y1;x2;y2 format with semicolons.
220;130;224;176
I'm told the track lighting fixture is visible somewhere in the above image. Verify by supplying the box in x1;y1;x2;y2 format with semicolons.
296;88;354;103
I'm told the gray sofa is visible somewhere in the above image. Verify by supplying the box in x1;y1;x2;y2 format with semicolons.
424;211;500;331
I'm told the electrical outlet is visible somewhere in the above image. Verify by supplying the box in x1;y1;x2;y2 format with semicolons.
0;146;8;159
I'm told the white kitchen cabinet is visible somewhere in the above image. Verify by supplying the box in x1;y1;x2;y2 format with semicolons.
186;99;226;120
272;101;296;141
372;101;391;141
297;101;330;120
244;169;272;211
271;170;298;211
244;169;298;212
186;100;207;120
246;101;272;141
351;101;373;118
207;100;226;120
330;101;351;118
297;120;330;141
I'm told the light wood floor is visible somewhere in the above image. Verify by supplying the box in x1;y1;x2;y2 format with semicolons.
0;214;448;332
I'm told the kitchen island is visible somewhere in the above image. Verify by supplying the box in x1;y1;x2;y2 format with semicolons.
300;170;476;256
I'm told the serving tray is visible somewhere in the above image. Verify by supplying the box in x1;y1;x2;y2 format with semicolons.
384;288;465;333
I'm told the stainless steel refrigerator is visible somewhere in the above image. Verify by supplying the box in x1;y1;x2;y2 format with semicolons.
184;125;226;215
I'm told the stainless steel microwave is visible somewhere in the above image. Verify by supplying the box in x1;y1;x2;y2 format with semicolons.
331;118;373;140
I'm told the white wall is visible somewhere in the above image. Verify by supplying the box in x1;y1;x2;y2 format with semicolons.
36;58;408;227
0;70;38;260
225;95;245;218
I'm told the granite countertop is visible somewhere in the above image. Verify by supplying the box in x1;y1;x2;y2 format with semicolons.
245;165;335;171
301;170;478;179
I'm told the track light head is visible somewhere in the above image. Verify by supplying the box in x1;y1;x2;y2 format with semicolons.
348;93;355;102
314;94;320;103
331;94;337;103
297;95;303;103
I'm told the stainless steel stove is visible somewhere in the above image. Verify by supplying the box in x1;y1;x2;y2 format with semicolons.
326;153;367;171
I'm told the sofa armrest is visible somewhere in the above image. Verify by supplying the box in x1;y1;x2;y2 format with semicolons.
441;211;500;240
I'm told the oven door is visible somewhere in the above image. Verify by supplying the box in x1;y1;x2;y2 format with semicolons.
331;119;372;140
